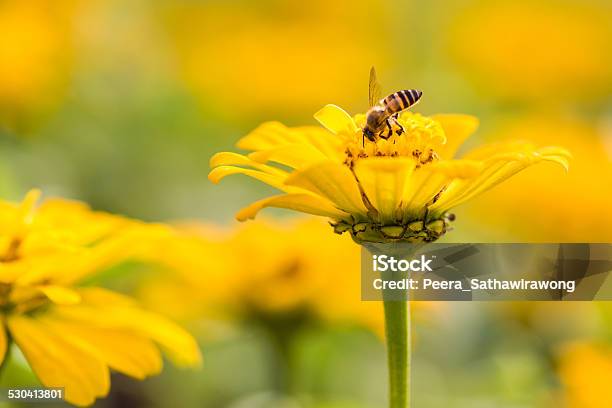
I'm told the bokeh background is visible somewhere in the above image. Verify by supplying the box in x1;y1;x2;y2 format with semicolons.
0;0;610;407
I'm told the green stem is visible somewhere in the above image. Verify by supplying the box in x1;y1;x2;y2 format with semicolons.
383;299;410;408
0;337;12;383
361;242;420;408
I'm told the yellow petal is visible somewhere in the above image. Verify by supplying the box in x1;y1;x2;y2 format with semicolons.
248;144;329;170
314;104;359;136
236;121;322;151
52;288;202;368
209;152;286;175
20;188;42;224
76;286;140;308
429;149;569;215
222;124;344;166
353;157;416;223
429;160;514;214
429;159;483;178
290;126;345;159
236;193;350;221
534;146;573;172
400;160;481;220
38;317;163;380
461;140;536;160
38;225;172;286
111;309;201;368
235;121;292;151
208;165;291;192
8;315;110;407
37;285;81;305
432;114;479;159
236;122;343;155
285;161;368;216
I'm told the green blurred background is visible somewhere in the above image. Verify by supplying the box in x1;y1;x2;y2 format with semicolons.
0;0;610;407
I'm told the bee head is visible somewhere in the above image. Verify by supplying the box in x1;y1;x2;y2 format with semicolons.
363;127;376;141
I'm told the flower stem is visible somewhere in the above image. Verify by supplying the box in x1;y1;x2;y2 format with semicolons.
0;338;12;384
383;299;410;408
361;242;419;408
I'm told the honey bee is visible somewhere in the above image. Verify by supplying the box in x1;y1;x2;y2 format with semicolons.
363;67;422;144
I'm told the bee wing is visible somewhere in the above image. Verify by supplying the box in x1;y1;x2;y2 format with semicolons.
368;66;383;107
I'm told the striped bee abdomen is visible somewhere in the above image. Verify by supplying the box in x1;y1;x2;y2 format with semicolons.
382;89;422;113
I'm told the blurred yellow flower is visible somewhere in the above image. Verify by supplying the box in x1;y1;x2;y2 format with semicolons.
459;115;612;242
209;104;570;243
446;0;611;103
161;1;390;118
139;218;388;335
0;190;201;406
0;0;76;128
558;342;612;408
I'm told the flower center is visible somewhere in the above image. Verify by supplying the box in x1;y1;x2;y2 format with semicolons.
332;112;454;244
0;236;51;315
0;282;11;309
343;112;446;168
0;237;21;262
0;279;51;315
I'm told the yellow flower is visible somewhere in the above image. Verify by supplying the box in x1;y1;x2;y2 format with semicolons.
445;0;611;103
161;0;390;119
209;104;570;243
0;1;76;127
138;218;391;335
458;115;611;242
557;342;612;408
0;190;201;407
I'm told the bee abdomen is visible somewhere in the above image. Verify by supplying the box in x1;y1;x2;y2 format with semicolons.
382;90;422;113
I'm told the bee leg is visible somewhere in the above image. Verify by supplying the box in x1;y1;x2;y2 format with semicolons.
391;114;404;135
381;118;393;139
